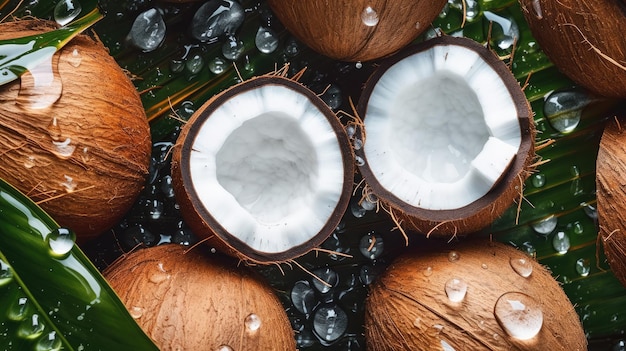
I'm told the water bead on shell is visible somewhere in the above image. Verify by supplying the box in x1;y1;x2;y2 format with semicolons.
444;278;467;303
244;313;262;333
494;292;543;340
361;6;379;26
509;257;533;278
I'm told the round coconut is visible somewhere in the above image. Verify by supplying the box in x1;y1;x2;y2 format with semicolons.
355;36;535;239
597;113;626;286
364;240;587;350
519;0;626;98
103;244;296;351
267;0;447;62
0;19;151;241
171;74;354;264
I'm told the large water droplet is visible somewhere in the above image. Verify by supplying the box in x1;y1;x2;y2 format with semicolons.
222;36;245;61
359;232;384;260
46;227;76;258
313;304;348;343
54;0;82;26
510;257;533;278
185;53;205;75
208;56;227;74
291;280;317;315
575;258;591;277
244;313;261;333
8;297;31;321
18;313;45;339
17;50;62;109
128;8;166;52
544;89;591;134
531;215;557;235
361;6;379;26
311;267;338;294
63;47;82;68
51;138;76;159
255;26;279;54
444;278;467;303
35;331;62;351
441;339;457;351
552;231;570;254
129;306;144;319
190;0;245;43
0;258;14;287
494;292;543;340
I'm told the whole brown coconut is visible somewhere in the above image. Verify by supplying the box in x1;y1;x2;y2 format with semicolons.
267;0;447;62
519;0;626;98
0;20;151;241
365;240;586;350
597;113;626;286
103;244;296;351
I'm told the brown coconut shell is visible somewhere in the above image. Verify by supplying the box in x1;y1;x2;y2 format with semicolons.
356;36;536;239
596;113;626;286
171;74;354;264
519;0;626;98
0;19;151;241
365;240;587;350
267;0;447;62
103;244;296;351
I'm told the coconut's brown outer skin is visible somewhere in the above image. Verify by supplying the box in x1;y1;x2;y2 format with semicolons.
103;244;296;351
171;75;354;264
356;36;535;239
365;240;586;351
0;20;150;241
519;0;626;98
267;0;447;62
597;114;626;286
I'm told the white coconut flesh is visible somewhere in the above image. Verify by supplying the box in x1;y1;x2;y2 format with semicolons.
187;84;346;254
364;43;522;210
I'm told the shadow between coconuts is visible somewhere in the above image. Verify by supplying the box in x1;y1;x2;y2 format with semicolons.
171;74;355;264
354;35;536;239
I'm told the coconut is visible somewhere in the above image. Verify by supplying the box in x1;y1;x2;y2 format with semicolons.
171;73;354;264
364;240;587;350
103;244;296;351
518;0;626;98
355;36;535;239
596;113;626;286
266;0;447;62
0;19;151;241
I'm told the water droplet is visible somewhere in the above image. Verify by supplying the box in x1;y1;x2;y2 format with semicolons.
146;198;164;220
359;232;384;260
481;263;488;270
54;0;82;26
18;313;45;339
361;6;379;26
510;257;533;278
51;138;76;159
313;304;348;343
244;313;261;333
190;1;245;42
582;202;598;220
47;117;62;141
494;292;543;340
170;59;185;73
484;11;519;51
255;26;279;54
359;265;378;285
544;89;591;134
320;84;342;110
552;231;570;254
531;173;546;188
222;36;245;61
532;0;543;19
423;266;433;277
291;280;317;314
531;215;557;235
8;297;31;321
63;47;82;67
441;339;456;351
575;258;591;277
522;242;537;259
23;155;36;169
215;345;233;351
448;251;460;262
0;258;14;287
128;8;166;52
444;278;467;303
311;268;338;293
17;49;62;109
60;174;77;193
208;56;227;74
572;221;584;235
355;156;365;167
35;331;62;351
350;198;367;218
130;306;144;319
46;227;76;258
185;53;205;75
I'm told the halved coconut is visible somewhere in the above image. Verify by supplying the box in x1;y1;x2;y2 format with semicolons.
356;36;535;238
171;75;354;264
